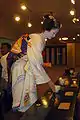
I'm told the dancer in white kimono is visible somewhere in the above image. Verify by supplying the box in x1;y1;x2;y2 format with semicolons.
7;13;62;112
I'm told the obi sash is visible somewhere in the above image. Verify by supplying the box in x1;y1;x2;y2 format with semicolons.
7;34;30;68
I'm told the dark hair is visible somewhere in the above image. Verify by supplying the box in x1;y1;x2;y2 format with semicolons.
1;43;11;50
42;14;60;31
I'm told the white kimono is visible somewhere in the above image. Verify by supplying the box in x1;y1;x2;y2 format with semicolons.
11;33;51;112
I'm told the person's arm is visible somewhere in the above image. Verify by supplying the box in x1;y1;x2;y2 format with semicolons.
31;61;55;93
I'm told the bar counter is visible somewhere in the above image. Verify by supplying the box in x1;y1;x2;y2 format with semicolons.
4;73;80;120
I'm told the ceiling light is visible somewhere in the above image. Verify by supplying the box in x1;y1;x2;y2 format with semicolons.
73;38;75;40
21;4;27;11
73;18;76;21
41;21;43;24
14;16;20;22
45;38;47;41
72;18;79;23
59;38;62;41
72;18;76;23
70;10;75;16
77;34;80;36
62;37;68;40
71;0;75;4
28;22;32;27
76;19;79;22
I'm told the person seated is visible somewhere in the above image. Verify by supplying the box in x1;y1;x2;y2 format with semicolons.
0;43;11;89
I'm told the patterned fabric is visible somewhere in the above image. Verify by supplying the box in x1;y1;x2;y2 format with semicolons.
11;33;51;112
11;55;37;112
7;34;30;68
11;34;29;54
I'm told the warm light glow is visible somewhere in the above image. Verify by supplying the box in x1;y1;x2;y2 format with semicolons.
45;38;47;41
73;18;76;21
73;38;75;40
28;22;32;27
77;34;80;36
72;18;79;23
71;0;75;4
42;99;48;107
59;38;62;41
62;37;68;40
14;16;20;22
59;77;63;80
21;5;27;10
70;10;75;16
42;99;48;106
72;18;76;23
41;97;48;108
36;103;41;107
77;19;79;22
73;81;76;84
41;21;43;24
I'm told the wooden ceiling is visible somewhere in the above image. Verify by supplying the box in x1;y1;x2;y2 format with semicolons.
0;0;80;44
